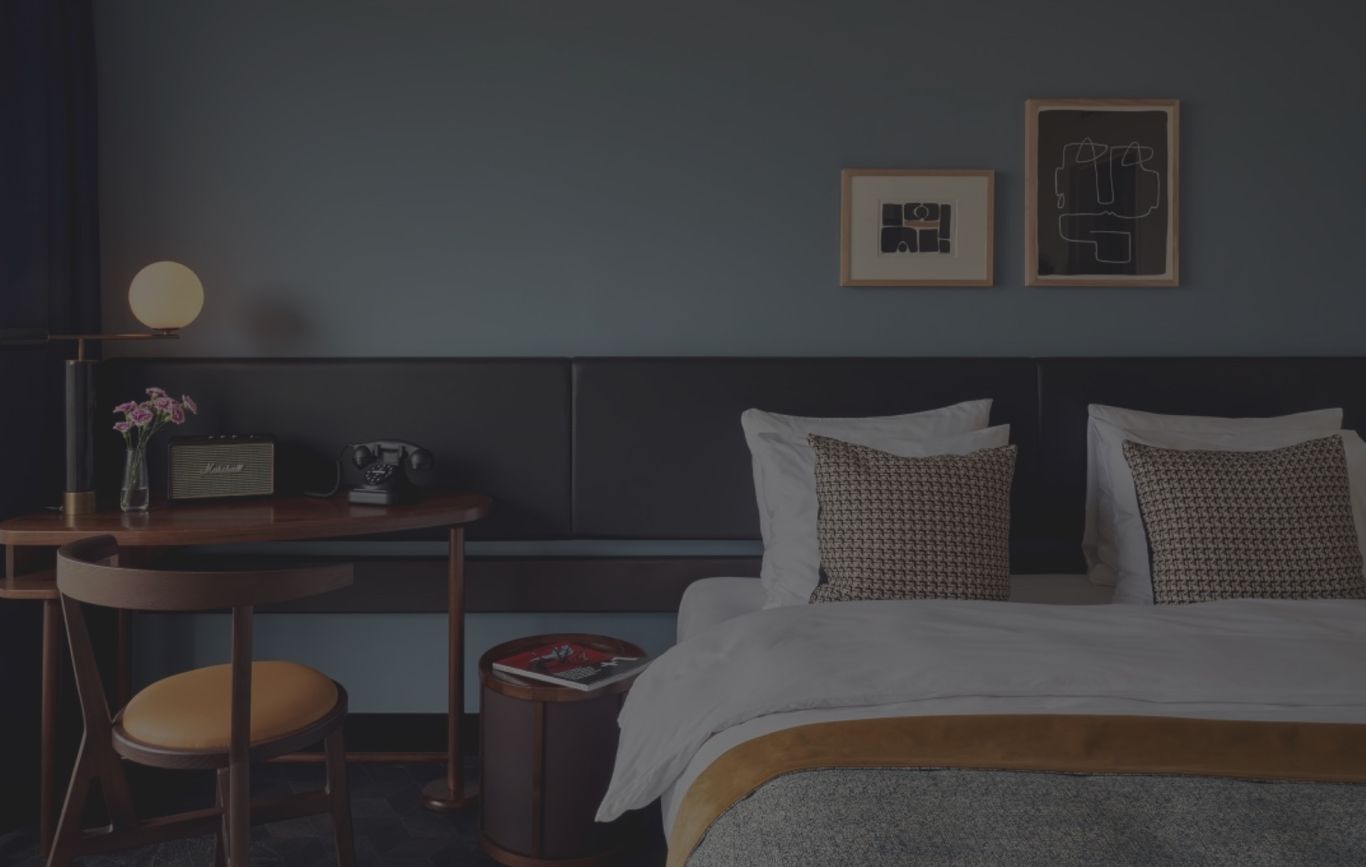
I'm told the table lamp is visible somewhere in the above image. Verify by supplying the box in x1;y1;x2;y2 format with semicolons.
0;261;204;514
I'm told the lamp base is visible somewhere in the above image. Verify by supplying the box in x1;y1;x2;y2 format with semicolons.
63;490;97;516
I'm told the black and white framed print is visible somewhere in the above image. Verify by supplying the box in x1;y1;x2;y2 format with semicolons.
1026;99;1179;287
840;169;994;287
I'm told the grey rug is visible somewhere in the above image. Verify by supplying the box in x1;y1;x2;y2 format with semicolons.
0;762;665;866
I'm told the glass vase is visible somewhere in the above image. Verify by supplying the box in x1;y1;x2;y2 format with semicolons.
120;445;150;512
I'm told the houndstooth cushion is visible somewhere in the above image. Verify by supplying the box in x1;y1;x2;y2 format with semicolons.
1122;435;1366;604
808;435;1016;604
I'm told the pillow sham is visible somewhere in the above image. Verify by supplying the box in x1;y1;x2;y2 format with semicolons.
742;399;993;548
1103;424;1366;603
1122;436;1366;604
808;436;1017;604
753;425;1010;608
1082;404;1343;586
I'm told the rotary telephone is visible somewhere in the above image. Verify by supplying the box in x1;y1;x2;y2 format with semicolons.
342;440;436;504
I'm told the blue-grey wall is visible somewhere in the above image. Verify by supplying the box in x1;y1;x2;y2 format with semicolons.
92;1;1366;710
95;0;1366;359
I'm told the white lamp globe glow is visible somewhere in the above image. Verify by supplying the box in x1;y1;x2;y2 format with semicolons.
128;261;204;330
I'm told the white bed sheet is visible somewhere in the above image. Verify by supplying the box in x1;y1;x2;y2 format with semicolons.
630;597;1366;837
677;573;1112;642
676;577;767;642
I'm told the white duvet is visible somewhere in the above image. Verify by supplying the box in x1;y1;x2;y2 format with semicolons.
597;598;1366;823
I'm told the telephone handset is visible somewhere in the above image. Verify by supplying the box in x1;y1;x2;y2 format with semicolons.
345;440;435;505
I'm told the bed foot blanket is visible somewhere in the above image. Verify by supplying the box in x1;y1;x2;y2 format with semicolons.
684;767;1366;867
669;715;1366;867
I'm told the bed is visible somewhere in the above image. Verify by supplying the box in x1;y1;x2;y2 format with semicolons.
615;593;1366;866
585;359;1366;866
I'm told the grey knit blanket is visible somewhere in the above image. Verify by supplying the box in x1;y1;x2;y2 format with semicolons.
685;768;1366;866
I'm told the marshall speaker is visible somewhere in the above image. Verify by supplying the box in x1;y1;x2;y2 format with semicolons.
168;435;276;502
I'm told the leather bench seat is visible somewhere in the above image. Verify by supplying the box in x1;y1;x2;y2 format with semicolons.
119;661;339;751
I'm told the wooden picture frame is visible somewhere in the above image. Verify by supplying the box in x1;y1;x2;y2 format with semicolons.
840;169;995;287
1026;98;1180;287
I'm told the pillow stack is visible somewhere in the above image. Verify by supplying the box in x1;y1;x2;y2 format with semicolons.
1082;404;1366;604
741;400;1011;607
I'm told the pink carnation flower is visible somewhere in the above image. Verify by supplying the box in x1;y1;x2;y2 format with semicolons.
112;387;200;442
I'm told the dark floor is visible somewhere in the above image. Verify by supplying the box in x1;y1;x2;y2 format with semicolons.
0;762;666;867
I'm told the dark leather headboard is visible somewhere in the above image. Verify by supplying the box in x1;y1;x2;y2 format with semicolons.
1035;357;1366;571
96;356;1366;575
571;358;1043;548
99;359;572;539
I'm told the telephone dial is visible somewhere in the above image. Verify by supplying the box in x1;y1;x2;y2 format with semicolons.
344;440;435;505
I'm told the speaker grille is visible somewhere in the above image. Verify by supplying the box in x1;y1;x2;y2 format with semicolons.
168;441;275;501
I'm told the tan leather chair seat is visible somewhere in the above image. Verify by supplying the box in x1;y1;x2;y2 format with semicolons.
120;661;338;752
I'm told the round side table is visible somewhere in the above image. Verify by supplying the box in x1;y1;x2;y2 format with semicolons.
479;634;646;867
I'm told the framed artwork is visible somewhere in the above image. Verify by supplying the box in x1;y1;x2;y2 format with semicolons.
1026;98;1179;287
840;169;994;287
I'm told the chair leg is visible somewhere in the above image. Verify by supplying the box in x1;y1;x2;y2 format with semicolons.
228;758;251;866
45;737;94;867
93;746;138;832
214;768;229;867
323;729;356;867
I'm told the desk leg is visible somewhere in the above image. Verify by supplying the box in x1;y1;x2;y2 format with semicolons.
39;597;60;856
422;525;478;812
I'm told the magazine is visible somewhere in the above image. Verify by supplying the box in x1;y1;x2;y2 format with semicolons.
492;640;650;691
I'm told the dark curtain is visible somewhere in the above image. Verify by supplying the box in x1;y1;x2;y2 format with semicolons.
0;0;100;835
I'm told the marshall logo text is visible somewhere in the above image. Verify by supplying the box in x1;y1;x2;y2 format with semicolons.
200;462;245;476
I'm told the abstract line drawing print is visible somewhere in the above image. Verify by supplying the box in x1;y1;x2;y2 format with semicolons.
1053;137;1161;264
880;202;952;255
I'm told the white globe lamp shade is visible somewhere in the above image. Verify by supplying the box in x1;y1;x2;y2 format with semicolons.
128;261;204;330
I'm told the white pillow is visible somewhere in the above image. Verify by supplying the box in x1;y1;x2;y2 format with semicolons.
1100;422;1366;604
1083;404;1343;586
742;399;993;547
752;424;1011;608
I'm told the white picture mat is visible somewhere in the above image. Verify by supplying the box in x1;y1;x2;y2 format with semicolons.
848;174;991;281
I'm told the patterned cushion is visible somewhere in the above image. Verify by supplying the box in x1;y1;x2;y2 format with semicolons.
1122;436;1366;604
808;435;1016;603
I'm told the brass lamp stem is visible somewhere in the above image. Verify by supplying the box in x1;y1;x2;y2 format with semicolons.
44;330;180;514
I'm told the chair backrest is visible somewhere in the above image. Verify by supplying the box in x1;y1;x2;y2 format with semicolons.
56;535;353;611
55;535;353;769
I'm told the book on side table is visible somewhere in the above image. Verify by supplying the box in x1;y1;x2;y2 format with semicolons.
492;640;650;691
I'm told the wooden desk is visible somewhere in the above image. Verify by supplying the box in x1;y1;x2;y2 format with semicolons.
0;491;491;854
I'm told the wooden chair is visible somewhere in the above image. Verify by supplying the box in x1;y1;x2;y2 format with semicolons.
50;535;357;867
